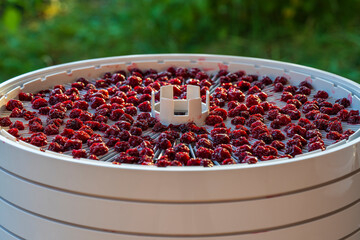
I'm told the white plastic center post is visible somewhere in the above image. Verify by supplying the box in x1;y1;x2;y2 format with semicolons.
151;85;209;126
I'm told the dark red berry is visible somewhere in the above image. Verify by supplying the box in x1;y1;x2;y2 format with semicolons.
302;103;319;114
205;115;223;126
285;145;302;156
64;139;82;150
44;124;59;135
305;129;322;139
294;94;308;104
152;122;168;132
49;108;66;119
230;116;245;125
281;92;293;102
314;91;329;99
186;158;214;167
111;73;125;84
130;127;142;136
72;130;91;143
10;120;24;130
271;129;285;141
210;108;228;121
326;120;343;133
196;147;214;159
108;109;124;121
173;143;190;153
90;97;106;109
89;142;109;156
60;128;74;139
124;106;137;116
308;142;325;152
84;121;101;130
29;132;47;146
164;148;176;160
38;107;50;115
196;138;213;149
126;148;139;157
6;99;23;111
243;155;258;164
350;110;360;116
273;83;284;92
8;128;20;137
19;92;33;101
267;109;280;121
69;108;82;119
72;149;87;158
313;119;329;130
276;114;291;126
246;95;261;107
335;98;351;108
320;107;333;115
127;76;142;87
248;86;261;94
299;81;312;89
261;76;273;85
271;140;285;150
32;98;48;109
175;152;190;164
212;147;231;162
138;101;152;112
337;109;350;121
238;81;251;91
49;94;69;105
9;108;23;118
288;110;301;120
140;147;154;158
48;142;64;152
326;131;342;140
222;158;237;165
0;117;12;127
180;132;196;144
73;101;89;110
155;158;171;167
249;105;264;115
298;118;311;127
274;76;288;85
114;141;130;152
287;99;302;108
157;138;172;149
129;135;143;147
119;113;134;124
297;86;311;95
29;121;44;132
66;118;83;130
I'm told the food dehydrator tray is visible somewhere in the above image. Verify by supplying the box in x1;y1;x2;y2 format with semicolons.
2;196;360;240
1;74;358;162
1;54;360;239
0;55;359;164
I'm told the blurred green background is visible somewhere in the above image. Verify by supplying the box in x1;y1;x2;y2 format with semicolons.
1;0;359;82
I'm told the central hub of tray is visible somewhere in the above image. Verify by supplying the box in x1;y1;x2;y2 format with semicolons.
151;85;210;126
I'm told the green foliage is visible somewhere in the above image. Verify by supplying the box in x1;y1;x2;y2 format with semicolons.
2;5;21;33
0;0;359;82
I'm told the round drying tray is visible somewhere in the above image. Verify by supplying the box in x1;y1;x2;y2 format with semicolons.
1;54;360;239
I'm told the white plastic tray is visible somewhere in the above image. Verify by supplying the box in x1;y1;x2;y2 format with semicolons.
1;196;360;240
1;54;360;239
1;167;360;235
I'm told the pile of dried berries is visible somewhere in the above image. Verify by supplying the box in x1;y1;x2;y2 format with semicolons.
1;66;358;167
